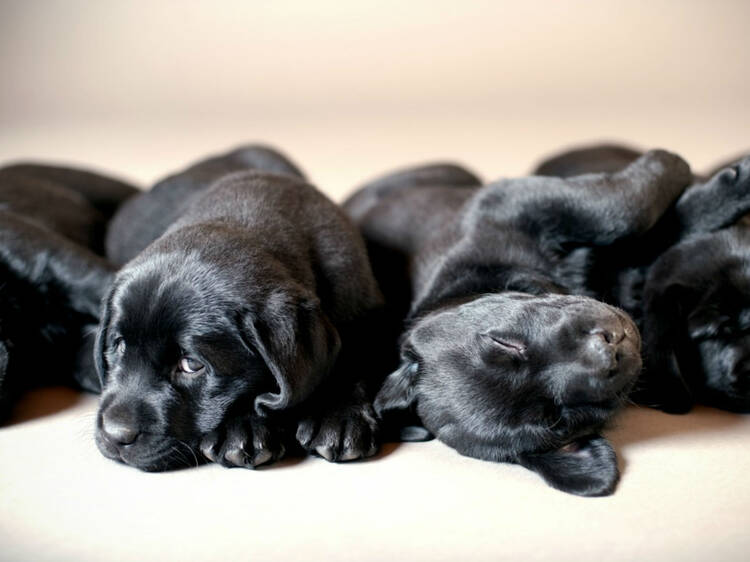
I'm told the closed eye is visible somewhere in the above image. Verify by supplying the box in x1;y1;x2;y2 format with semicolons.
481;331;528;359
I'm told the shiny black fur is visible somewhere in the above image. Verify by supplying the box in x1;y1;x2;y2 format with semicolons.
0;164;138;420
535;144;750;413
344;152;692;496
96;145;384;472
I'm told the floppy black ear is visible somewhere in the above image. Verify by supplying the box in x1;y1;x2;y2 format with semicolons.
93;286;115;387
519;435;619;497
373;360;433;442
74;327;102;393
244;291;341;415
374;361;418;417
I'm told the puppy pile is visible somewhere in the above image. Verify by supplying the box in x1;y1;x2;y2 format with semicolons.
1;143;748;497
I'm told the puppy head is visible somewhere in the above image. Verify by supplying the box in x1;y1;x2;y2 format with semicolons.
375;292;640;496
95;250;339;471
684;283;750;412
644;232;750;412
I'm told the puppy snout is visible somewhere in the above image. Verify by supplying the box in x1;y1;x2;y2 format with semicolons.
585;332;619;374
101;404;140;445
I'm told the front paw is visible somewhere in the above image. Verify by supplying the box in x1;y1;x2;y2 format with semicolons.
200;414;285;468
296;401;380;462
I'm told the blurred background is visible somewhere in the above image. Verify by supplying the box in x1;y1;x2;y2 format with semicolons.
1;0;748;198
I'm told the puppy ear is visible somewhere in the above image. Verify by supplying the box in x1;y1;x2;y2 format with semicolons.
93;286;115;386
244;291;341;415
73;327;102;393
519;435;619;497
373;361;419;417
373;360;433;441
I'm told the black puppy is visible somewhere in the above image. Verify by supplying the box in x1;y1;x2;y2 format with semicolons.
0;163;138;419
96;145;384;471
344;152;692;496
534;144;750;413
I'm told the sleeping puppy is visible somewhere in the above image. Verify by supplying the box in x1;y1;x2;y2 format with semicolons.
641;221;750;413
344;152;692;496
0;163;139;420
534;144;750;413
96;145;383;471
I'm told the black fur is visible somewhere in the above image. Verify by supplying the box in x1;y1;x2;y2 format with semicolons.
96;145;384;472
344;153;692;496
0;164;138;419
534;144;750;413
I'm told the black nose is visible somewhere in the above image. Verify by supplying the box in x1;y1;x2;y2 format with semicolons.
101;404;140;445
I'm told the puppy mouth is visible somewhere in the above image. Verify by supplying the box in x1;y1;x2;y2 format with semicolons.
95;429;201;471
95;430;124;462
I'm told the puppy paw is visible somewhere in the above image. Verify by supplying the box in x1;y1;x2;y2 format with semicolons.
200;415;285;468
296;401;379;462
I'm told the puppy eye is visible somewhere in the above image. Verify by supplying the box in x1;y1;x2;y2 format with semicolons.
178;356;205;374
480;331;528;360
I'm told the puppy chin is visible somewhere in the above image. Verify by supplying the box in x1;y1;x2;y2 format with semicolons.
95;430;199;472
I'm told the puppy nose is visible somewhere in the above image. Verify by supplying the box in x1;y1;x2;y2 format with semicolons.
101;405;140;445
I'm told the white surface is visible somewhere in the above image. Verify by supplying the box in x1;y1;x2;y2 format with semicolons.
1;390;749;562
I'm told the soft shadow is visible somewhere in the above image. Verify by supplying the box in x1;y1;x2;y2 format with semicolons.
5;386;86;426
370;440;403;460
268;440;404;471
258;454;307;470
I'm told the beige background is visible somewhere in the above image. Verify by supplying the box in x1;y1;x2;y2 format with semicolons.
1;1;750;561
1;0;749;193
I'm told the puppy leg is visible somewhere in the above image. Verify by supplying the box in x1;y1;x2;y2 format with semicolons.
296;379;379;462
0;213;114;318
294;312;391;462
675;156;750;236
0;215;113;411
492;150;693;247
200;414;286;468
